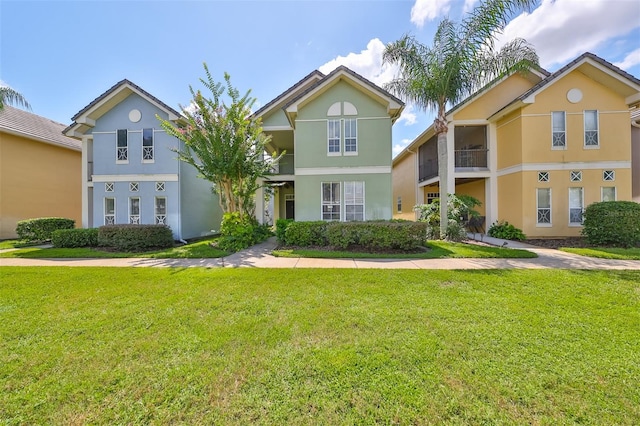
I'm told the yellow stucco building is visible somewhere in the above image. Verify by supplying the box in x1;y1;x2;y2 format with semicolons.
0;106;81;239
393;53;640;238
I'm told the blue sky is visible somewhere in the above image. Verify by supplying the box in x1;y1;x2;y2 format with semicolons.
1;0;639;156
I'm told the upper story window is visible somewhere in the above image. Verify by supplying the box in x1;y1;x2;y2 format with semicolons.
603;170;615;181
570;171;582;182
584;110;599;147
552;111;566;149
538;171;549;182
117;129;128;162
328;120;341;155
344;119;357;155
142;128;154;161
105;182;114;192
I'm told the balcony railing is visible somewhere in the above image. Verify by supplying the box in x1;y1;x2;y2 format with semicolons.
454;148;488;168
271;154;294;175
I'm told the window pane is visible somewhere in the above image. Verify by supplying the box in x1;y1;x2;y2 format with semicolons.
155;197;166;214
584;110;597;131
537;188;550;208
117;129;127;147
552;112;565;132
602;187;616;201
105;198;115;214
130;198;140;215
143;128;153;146
569;188;583;208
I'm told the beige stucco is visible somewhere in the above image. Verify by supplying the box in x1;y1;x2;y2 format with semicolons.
392;150;417;220
0;132;82;239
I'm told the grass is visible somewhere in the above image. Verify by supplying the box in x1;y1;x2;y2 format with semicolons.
0;239;41;249
1;268;638;424
273;240;537;259
0;238;228;259
561;247;640;260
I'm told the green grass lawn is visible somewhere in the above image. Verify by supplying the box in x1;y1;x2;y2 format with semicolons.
0;238;228;259
560;247;640;260
273;240;537;259
1;268;638;424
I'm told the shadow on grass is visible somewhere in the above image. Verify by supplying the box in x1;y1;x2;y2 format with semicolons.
560;247;640;260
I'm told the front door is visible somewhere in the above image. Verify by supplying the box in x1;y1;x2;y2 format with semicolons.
285;194;295;220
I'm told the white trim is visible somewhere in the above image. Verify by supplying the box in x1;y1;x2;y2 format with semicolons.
536;187;552;226
104;197;116;225
344;181;365;221
93;174;179;182
296;166;391;176
583;109;599;149
129;196;141;224
601;186;617;201
344;118;358;156
92;131;116;135
551;111;566;150
568;187;584;226
327;119;341;155
451;119;488;125
321;181;341;221
297;116;395;123
262;125;293;131
497;161;631;177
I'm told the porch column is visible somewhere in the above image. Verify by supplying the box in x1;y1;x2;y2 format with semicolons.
447;128;456;194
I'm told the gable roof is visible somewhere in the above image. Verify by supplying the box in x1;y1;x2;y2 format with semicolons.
252;70;325;121
64;79;181;137
284;66;404;124
0;106;81;151
489;52;640;121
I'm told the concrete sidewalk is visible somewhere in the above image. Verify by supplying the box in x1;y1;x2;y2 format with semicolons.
1;237;639;270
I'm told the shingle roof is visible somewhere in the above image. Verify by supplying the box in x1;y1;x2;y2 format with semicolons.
251;70;325;119
0;106;81;151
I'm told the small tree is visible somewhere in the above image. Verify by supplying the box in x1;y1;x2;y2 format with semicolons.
415;194;481;241
158;63;280;220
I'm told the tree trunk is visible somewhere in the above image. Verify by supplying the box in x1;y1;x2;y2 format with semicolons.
435;108;449;239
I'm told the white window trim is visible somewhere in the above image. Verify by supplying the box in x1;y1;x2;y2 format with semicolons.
327;120;341;156
105;182;114;192
104;197;116;225
601;186;617;202
321;182;341;221
344;118;358;156
129;182;139;192
155;196;167;225
584;110;599;149
116;129;129;164
129;197;141;224
142;128;155;163
344;181;365;221
551;111;566;150
568;187;584;226
536;188;552;227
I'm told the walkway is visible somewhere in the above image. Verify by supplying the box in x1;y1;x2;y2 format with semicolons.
1;237;639;270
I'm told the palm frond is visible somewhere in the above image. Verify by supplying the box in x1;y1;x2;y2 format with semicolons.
0;86;31;110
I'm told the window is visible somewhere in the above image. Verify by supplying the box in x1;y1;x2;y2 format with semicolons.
570;171;582;182
602;187;616;202
538;171;549;182
344;119;357;154
155;181;165;192
321;182;340;220
105;182;114;192
537;188;551;225
117;129;128;161
328;120;341;154
569;187;584;225
552;111;566;148
427;192;439;204
142;128;154;161
104;198;115;225
129;182;139;192
584;110;598;147
344;181;364;221
603;170;615;181
397;196;402;213
129;197;140;224
155;197;167;224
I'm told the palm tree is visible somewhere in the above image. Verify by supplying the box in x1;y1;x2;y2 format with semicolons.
0;85;31;110
383;0;538;238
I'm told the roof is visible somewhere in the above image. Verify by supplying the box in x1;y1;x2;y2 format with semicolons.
252;70;325;119
64;79;181;137
284;65;405;123
0;106;81;151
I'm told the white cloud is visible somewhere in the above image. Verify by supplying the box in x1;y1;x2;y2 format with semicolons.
396;104;417;126
410;0;452;28
463;0;479;13
614;48;640;71
393;139;412;157
497;0;640;69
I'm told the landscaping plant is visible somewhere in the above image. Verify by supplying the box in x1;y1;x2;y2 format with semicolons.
488;220;526;241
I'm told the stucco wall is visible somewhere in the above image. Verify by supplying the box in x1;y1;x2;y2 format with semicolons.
392;151;417;220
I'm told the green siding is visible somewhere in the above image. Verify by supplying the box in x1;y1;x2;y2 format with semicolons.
262;109;290;128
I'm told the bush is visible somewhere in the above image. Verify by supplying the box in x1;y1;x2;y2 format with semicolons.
275;218;294;244
217;212;271;252
98;225;174;252
488;220;526;241
284;221;427;251
415;194;482;241
582;201;640;247
16;217;75;242
284;221;328;247
52;228;98;248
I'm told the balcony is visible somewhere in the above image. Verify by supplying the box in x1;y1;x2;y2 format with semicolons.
270;153;294;175
455;148;488;169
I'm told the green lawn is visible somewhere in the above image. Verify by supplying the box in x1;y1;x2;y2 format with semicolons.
1;268;638;424
273;240;537;259
561;247;640;260
0;238;228;259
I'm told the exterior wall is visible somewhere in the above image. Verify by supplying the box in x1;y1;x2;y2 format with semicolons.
497;172;524;230
496;110;523;170
262;109;291;128
392;151;417;220
179;158;223;239
295;174;392;221
0;133;81;239
455;180;486;217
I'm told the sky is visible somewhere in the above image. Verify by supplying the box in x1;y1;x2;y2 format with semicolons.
1;0;639;157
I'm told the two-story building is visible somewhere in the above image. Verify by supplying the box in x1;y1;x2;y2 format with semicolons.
64;80;222;240
393;52;640;238
253;66;404;224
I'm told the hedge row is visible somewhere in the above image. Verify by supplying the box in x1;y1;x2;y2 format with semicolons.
16;217;75;242
280;220;428;251
51;228;98;248
582;201;640;247
97;225;174;251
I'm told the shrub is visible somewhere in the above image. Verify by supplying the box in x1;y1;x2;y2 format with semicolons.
582;201;640;247
52;228;99;248
488;220;526;241
284;221;328;247
217;212;271;252
415;194;482;242
98;225;174;252
16;217;75;242
275;218;294;244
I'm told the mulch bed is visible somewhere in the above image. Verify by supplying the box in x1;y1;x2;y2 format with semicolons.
524;237;590;249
